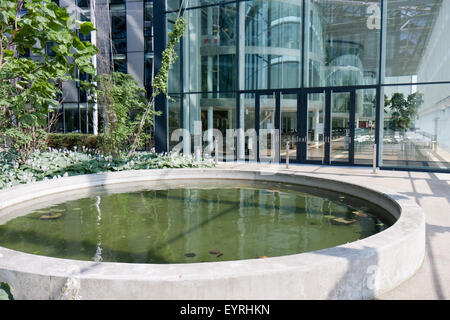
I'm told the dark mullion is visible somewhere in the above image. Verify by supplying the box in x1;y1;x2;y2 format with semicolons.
349;90;356;165
255;93;260;162
275;91;281;162
324;89;331;165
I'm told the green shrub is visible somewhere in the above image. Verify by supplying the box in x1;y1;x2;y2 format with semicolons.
47;133;102;151
0;150;215;189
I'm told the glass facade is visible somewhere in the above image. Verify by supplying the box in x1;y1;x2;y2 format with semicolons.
305;0;380;87
110;3;127;72
381;83;450;170
50;0;450;172
164;0;450;171
245;0;302;90
384;0;450;84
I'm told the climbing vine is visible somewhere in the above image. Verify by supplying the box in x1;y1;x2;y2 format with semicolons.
128;16;186;156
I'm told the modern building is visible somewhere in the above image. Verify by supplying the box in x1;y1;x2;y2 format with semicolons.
54;0;450;172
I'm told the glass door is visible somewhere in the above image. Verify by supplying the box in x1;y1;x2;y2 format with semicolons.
280;92;299;162
240;92;257;161
300;89;355;165
254;93;280;163
248;88;364;166
330;91;353;164
258;94;277;162
304;90;326;163
354;88;377;165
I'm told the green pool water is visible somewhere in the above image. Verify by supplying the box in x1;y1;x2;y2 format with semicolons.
0;180;392;264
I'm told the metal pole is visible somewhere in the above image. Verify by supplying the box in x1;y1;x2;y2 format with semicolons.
286;141;290;169
195;146;201;163
214;139;219;165
372;143;378;174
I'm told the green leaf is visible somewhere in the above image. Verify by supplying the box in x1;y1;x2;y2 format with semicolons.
79;21;95;36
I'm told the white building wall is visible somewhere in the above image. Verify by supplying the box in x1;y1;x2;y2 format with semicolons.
415;1;450;153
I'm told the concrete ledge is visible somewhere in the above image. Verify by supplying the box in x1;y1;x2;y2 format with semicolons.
0;169;425;300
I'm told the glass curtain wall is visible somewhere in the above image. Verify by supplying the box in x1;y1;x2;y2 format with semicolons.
305;0;380;87
380;0;450;170
167;1;237;155
164;0;450;171
244;0;303;91
110;2;127;73
281;93;298;160
382;83;450;170
354;88;377;165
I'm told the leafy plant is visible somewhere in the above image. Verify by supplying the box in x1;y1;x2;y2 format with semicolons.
47;133;102;151
384;92;424;132
128;16;186;156
89;72;157;157
0;149;215;190
0;0;97;163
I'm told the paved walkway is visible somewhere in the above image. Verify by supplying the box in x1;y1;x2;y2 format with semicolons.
217;162;450;300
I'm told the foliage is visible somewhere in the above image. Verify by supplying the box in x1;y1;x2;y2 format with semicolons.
128;16;186;156
0;149;215;190
0;282;14;300
89;72;157;157
384;92;424;131
0;0;97;163
152;17;186;100
47;133;102;151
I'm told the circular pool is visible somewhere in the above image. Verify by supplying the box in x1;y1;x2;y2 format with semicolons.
0;179;393;264
0;169;425;299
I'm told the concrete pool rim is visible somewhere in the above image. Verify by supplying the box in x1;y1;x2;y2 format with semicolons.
0;168;426;300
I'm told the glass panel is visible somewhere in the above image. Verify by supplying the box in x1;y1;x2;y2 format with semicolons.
245;0;302;90
238;93;257;161
144;53;154;94
110;4;126;39
78;4;91;42
144;1;153;53
64;103;80;133
110;3;127;62
281;93;298;161
330;92;350;163
384;1;450;84
168;95;182;151
76;0;88;8
167;11;182;93
354;89;376;165
305;0;380;87
113;54;127;73
48;105;64;133
45;42;56;57
382;83;450;170
181;4;237;94
173;93;237;157
80;103;88;134
259;94;277;162
306;92;325;161
166;0;181;12
200;93;236;160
